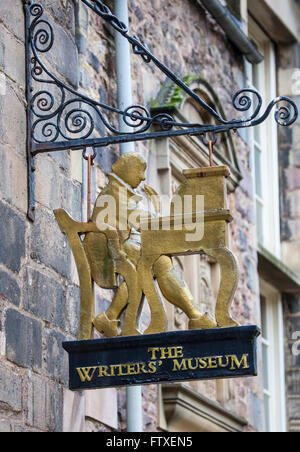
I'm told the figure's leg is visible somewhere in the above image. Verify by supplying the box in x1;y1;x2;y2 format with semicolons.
153;256;217;329
106;282;128;320
118;259;143;337
206;248;239;328
138;257;168;335
93;282;128;337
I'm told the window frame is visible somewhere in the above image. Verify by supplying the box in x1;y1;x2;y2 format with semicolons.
259;279;287;432
247;18;281;258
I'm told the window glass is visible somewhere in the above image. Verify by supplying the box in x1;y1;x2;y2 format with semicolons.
248;18;280;256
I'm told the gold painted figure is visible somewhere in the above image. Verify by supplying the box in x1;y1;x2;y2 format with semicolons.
55;153;239;340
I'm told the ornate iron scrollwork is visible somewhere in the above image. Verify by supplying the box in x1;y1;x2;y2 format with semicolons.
24;0;298;219
26;2;174;150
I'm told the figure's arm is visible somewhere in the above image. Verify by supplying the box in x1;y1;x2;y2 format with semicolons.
125;184;161;232
144;184;161;215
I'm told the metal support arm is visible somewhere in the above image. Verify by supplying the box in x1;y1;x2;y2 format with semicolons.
24;0;298;219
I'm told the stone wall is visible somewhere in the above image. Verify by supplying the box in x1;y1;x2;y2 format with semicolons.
0;0;80;432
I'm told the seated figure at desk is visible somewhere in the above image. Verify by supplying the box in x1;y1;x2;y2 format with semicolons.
86;152;217;337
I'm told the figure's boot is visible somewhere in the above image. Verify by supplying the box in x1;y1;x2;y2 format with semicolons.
188;315;217;330
93;312;120;338
93;282;129;338
154;256;217;329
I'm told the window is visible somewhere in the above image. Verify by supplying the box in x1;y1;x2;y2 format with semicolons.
247;19;281;257
261;295;271;431
260;280;286;432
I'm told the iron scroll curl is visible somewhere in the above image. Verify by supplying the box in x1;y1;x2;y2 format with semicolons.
81;0;298;129
27;2;175;146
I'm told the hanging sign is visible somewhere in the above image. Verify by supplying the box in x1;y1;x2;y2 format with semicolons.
63;326;260;391
58;153;261;390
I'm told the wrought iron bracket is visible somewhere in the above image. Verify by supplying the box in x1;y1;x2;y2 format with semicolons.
24;0;298;220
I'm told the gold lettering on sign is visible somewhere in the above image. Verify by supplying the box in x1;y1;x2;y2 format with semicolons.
172;359;188;372
172;354;250;372
76;367;98;383
98;366;110;377
75;348;251;384
187;358;198;370
147;346;184;360
230;354;250;370
218;355;230;368
76;361;159;381
199;358;208;369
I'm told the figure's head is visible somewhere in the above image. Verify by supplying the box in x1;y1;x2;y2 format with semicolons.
112;153;147;189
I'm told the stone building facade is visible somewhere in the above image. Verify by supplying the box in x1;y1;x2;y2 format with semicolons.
0;0;299;432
